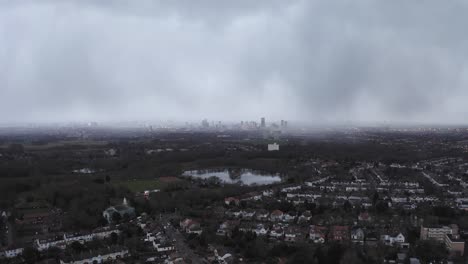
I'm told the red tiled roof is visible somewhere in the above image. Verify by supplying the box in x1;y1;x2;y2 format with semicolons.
271;210;284;216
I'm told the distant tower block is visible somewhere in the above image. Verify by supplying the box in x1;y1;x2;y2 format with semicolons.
261;117;266;128
280;120;288;128
268;143;280;151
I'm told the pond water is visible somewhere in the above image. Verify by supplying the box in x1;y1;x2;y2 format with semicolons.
182;169;281;186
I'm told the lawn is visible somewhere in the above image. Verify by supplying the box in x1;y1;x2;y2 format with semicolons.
116;179;164;193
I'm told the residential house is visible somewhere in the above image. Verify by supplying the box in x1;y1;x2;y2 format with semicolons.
281;186;301;193
351;227;365;245
226;209;242;219
283;211;297;223
262;190;274;197
402;203;417;210
224;197;240;206
241;209;256;220
270;210;284;222
291;197;305;205
216;220;240;236
298;211;312;223
358;212;371;222
153;242;175;254
254;224;269;236
238;222;255;233
180;219;202;235
381;233;405;246
240;192;262;201
329;226;349;242
284;226;301;243
270;225;284;239
187;225;203;235
256;209;269;221
309;225;328;243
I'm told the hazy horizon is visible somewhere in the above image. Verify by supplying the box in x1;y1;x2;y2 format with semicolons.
2;1;468;124
2;119;468;129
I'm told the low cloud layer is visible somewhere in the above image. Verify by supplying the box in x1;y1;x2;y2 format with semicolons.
1;0;468;124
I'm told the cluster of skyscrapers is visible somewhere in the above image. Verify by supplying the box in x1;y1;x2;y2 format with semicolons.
240;117;288;130
198;117;288;131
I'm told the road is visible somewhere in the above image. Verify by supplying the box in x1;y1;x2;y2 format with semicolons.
167;225;204;264
421;171;447;187
0;217;14;248
160;214;205;264
6;221;14;247
371;169;386;183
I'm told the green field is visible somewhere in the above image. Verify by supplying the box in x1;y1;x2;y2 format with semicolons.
116;179;164;192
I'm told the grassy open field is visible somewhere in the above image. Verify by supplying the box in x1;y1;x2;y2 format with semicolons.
115;177;183;192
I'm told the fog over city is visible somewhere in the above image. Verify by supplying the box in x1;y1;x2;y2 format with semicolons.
2;0;468;124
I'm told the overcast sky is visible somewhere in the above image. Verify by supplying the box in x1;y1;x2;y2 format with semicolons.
1;0;468;125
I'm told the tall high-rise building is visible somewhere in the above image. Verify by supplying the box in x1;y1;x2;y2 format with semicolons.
201;119;209;128
281;120;288;128
261;117;266;128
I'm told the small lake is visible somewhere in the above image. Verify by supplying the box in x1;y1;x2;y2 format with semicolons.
182;169;282;186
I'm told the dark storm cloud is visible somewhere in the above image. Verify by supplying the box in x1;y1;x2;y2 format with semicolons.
1;0;468;124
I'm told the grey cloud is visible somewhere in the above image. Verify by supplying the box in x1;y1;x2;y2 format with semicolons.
1;0;468;124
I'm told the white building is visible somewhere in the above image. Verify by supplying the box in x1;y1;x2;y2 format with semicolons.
153;242;175;253
254;224;269;236
381;233;405;246
270;227;284;239
59;247;129;264
36;228;120;252
1;248;24;259
420;225;457;241
268;143;280;151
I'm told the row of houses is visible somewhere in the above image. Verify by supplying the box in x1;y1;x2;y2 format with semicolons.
310;225;408;247
137;215;177;261
217;220;408;247
238;223;306;242
216;220;305;242
1;229;122;259
225;209;312;224
390;196;439;203
0;248;24;259
144;232;176;257
35;227;120;251
59;246;129;264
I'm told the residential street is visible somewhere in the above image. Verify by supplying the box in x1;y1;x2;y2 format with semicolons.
161;214;205;264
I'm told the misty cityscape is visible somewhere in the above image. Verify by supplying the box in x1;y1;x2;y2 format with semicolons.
2;1;468;264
